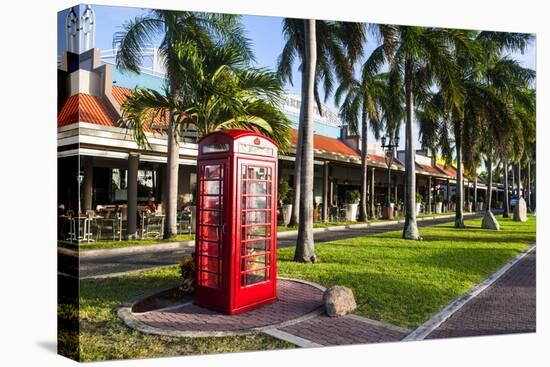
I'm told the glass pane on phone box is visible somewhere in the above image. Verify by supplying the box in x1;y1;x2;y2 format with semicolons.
199;272;218;288
199;256;219;273
200;241;219;257
243;211;269;224
244;196;268;209
242;269;267;286
204;165;221;179
204;180;221;195
244;239;268;253
203;195;222;209
242;255;267;272
201;225;219;241
247;181;268;195
201;210;220;225
242;225;268;240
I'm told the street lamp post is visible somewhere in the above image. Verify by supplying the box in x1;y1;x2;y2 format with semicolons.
381;133;400;219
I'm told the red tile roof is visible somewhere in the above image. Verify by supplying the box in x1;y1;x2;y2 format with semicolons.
111;85;131;106
435;163;457;178
418;162;443;176
291;130;360;157
58;86;168;133
58;94;114;128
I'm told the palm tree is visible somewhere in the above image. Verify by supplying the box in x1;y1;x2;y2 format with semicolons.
114;10;252;239
278;20;366;224
386;26;472;239
120;42;292;155
278;19;366;261
420;31;533;227
335;46;400;221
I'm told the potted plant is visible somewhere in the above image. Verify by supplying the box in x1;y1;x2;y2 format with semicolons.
344;190;361;221
476;200;484;212
384;196;395;219
435;193;443;214
415;192;423;215
278;180;293;226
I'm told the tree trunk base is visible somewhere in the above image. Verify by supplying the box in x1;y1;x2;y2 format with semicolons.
402;220;420;240
293;253;317;263
502;212;509;218
454;218;465;228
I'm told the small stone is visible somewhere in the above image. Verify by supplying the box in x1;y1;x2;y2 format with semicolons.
481;211;500;230
323;286;357;317
513;197;528;222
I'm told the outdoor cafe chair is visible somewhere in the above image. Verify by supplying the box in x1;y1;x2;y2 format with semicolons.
141;212;165;239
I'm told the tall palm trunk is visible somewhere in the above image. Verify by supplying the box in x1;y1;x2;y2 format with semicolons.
359;104;369;222
473;173;477;210
164;85;180;239
503;159;510;218
402;60;420;240
289;73;307;226
486;156;493;213
294;19;316;262
454;119;465;228
527;160;531;211
516;163;522;198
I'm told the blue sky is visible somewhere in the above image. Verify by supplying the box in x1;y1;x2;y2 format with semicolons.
58;4;536;145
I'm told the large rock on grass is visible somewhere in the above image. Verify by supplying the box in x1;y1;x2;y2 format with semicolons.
323;286;357;317
481;211;500;230
513;197;528;222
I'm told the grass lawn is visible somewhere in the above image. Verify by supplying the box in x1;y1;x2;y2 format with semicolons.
58;266;293;362
60;214;535;360
278;214;536;329
58;234;195;251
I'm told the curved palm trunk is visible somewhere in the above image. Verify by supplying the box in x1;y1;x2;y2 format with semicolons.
288;73;307;227
294;19;316;262
164;86;180;239
402;60;420;240
454;120;465;228
503;159;510;217
359;104;369;222
486;156;493;213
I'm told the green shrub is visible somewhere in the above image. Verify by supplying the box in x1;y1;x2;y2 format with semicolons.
178;254;196;294
345;190;361;204
278;180;292;205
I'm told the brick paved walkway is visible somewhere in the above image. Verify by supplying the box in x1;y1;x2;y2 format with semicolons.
132;280;324;333
280;314;408;346
122;278;409;346
427;250;536;339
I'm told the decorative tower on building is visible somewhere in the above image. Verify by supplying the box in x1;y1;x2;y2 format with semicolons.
65;5;95;54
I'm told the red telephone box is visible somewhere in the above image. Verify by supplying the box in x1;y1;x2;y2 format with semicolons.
194;130;278;314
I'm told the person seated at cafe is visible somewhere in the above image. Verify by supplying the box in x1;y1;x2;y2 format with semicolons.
146;194;157;213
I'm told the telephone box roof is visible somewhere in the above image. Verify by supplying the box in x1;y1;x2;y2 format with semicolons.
198;129;279;147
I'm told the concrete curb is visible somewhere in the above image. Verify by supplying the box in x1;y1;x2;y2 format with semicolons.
117;278;326;338
346;314;411;334
62;212;482;257
81;264;178;280
262;329;323;348
403;243;536;341
60;240;195;259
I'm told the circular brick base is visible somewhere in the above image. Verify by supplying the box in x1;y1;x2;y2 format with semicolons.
118;278;325;337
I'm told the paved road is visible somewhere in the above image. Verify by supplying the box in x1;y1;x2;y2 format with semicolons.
61;215;480;279
427;250;536;339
